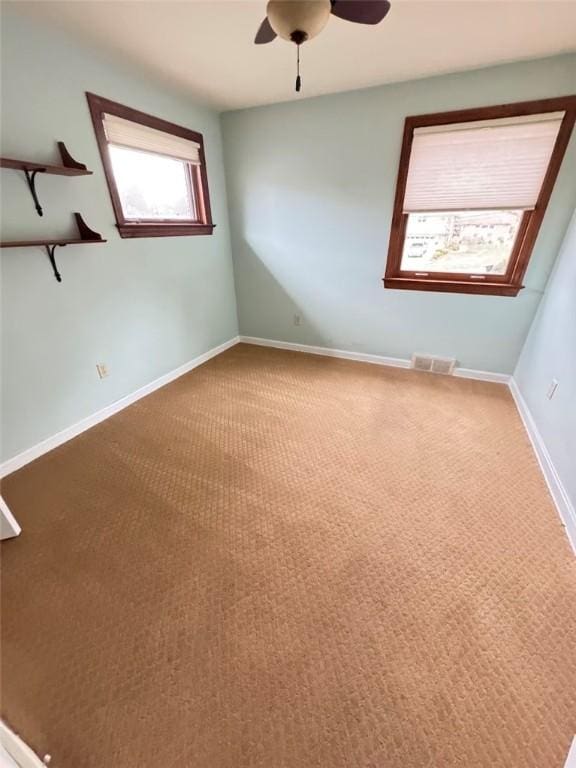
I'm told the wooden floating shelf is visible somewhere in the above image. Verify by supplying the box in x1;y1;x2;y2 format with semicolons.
0;142;92;216
0;213;106;283
0;158;92;177
1;237;104;248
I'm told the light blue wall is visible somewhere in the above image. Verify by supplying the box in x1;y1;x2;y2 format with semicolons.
0;10;238;462
222;55;576;374
515;209;576;511
2;10;575;466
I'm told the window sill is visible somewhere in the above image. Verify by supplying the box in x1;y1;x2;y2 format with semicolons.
383;277;523;297
118;223;216;239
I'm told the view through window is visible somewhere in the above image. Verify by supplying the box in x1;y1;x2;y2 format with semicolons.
401;210;523;275
108;145;196;221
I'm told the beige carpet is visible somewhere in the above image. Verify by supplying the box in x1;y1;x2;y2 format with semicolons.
1;343;575;768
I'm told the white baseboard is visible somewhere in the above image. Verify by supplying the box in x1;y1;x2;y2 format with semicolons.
0;745;19;768
0;337;240;479
509;378;576;556
564;737;576;768
239;336;510;383
239;335;412;369
0;722;44;768
453;367;510;384
0;497;21;540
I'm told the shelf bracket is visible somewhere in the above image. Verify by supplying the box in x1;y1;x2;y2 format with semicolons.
24;169;45;217
58;142;88;171
45;244;64;283
17;144;87;217
74;212;103;241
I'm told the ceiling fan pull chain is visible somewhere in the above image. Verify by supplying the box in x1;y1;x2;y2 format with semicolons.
295;44;302;92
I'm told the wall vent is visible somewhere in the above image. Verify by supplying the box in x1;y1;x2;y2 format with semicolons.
412;354;456;375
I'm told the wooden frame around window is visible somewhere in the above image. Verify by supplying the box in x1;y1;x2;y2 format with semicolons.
384;96;576;297
86;93;214;239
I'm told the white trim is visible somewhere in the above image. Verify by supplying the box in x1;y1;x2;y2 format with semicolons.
0;721;44;768
0;497;21;540
0;745;19;768
239;336;510;383
0;337;240;479
509;378;576;556
564;737;576;768
239;336;411;369
453;367;510;384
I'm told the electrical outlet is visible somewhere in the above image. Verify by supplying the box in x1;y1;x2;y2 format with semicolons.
293;313;302;326
96;363;109;379
547;379;559;400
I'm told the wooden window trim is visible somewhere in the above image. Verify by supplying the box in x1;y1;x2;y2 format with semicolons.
86;93;215;239
384;96;576;297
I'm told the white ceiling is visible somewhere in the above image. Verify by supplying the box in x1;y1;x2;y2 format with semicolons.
10;1;576;111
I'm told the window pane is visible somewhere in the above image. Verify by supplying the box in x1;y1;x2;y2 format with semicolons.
109;145;195;220
400;210;523;275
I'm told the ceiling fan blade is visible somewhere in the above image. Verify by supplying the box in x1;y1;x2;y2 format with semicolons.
254;17;277;44
330;0;391;25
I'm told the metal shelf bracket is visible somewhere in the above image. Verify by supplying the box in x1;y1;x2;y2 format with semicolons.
24;169;45;217
45;244;64;282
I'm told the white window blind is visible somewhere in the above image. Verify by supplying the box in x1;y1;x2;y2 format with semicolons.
103;114;201;165
403;112;564;213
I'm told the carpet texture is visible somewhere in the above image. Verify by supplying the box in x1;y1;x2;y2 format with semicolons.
1;343;575;768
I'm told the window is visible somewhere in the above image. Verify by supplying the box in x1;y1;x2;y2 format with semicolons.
86;93;214;238
384;97;576;296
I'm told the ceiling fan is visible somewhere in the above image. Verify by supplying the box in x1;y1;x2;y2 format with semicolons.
255;0;391;91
